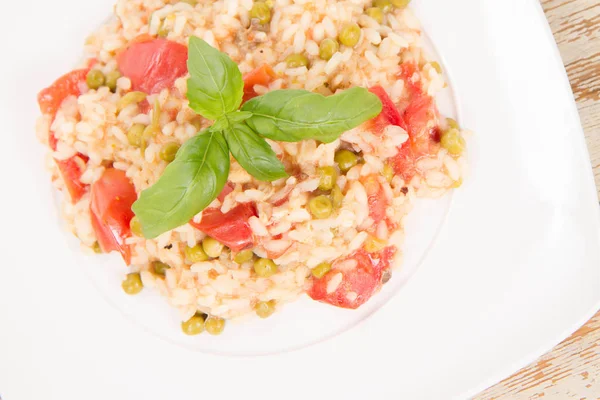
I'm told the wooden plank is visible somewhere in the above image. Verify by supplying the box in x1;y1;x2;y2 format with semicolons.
474;0;600;398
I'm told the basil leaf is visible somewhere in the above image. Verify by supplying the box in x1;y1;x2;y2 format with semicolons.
132;130;230;238
212;111;253;132
224;123;288;182
242;87;382;143
186;37;244;120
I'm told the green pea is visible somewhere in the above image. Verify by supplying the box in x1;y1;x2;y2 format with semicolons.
180;0;198;4
122;272;143;295
181;314;205;335
318;166;338;191
374;0;392;12
204;316;225;335
117;91;147;113
331;185;344;208
152;261;171;277
234;249;254;264
127;124;146;148
319;38;339;61
312;262;331;279
255;300;276;318
334;149;358;172
366;7;384;23
140;124;159;155
86;69;106;90
383;163;395;183
446;118;459;131
254;258;278;278
185;244;209;263
285;53;309;68
202;237;224;258
308;195;333;219
249;2;271;24
440;128;465;155
159;142;180;162
105;70;121;92
391;0;411;7
338;23;361;47
129;216;143;237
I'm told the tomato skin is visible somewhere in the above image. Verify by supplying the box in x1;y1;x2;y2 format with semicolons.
362;175;388;224
38;68;90;151
367;67;440;182
38;69;89;118
90;169;137;264
390;142;416;182
56;154;89;203
368;85;407;134
403;94;439;155
117;39;188;94
308;247;396;309
190;203;257;252
217;182;234;202
243;64;276;103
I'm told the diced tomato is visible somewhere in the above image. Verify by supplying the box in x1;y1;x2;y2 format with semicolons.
217;182;234;202
367;85;407;134
190;203;257;252
38;69;89;118
38;68;90;150
90;168;137;264
308;247;396;309
138;99;151;115
362;175;388;224
117;38;188;94
366;67;441;182
56;154;89;203
398;62;422;97
390;142;416;182
403;94;439;155
243;64;276;103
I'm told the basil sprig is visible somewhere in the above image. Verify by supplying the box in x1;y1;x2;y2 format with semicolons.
242;88;382;143
132;37;382;239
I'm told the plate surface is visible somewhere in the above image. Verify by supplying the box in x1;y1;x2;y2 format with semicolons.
0;0;599;399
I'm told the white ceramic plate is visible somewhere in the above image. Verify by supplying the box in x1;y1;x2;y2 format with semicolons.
1;0;599;398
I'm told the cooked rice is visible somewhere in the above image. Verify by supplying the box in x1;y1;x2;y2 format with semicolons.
37;0;468;324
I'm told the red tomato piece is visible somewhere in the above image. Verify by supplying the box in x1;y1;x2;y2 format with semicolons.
367;85;407;134
90;168;137;264
398;62;422;97
308;247;396;309
390;142;416;182
138;99;151;115
38;68;90;150
243;64;276;103
190;203;257;252
117;38;188;94
56;154;89;203
362;175;388;224
217;182;234;202
37;69;89;117
403;93;439;156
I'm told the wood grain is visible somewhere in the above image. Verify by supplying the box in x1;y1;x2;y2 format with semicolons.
474;0;600;399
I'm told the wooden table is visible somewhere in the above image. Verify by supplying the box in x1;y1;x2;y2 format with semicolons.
474;0;600;398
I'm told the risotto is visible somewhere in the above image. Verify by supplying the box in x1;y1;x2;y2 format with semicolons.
36;0;468;336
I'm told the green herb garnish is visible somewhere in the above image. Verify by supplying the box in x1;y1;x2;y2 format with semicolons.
132;37;382;238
